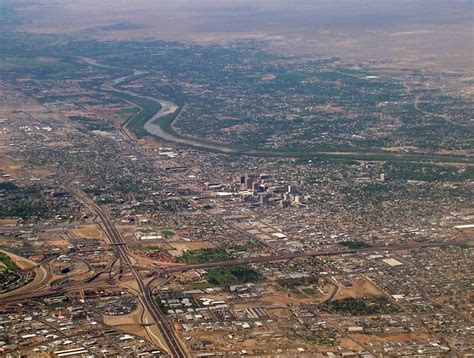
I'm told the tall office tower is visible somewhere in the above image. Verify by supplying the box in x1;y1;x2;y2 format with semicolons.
245;177;254;190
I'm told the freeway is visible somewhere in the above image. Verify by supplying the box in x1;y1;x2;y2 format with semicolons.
68;187;188;358
0;281;109;304
164;242;449;273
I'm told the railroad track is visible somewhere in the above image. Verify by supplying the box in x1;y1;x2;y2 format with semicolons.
164;242;450;273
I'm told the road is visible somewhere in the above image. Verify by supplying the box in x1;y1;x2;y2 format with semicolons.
164;242;449;273
82;57;472;165
68;186;188;358
74;182;450;356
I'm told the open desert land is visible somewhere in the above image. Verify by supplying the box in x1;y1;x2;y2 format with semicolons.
6;0;473;79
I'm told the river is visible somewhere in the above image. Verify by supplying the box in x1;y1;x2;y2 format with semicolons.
80;58;469;164
83;57;235;153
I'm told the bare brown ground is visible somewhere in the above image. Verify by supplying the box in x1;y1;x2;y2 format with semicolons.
0;249;36;270
103;303;167;350
116;226;137;239
0;132;13;151
72;224;107;241
0;155;23;178
0;219;18;226
9;0;473;81
0;154;54;180
120;276;141;293
433;294;474;318
17;350;50;358
189;329;339;355
45;236;71;250
336;336;364;351
168;241;215;256
256;283;332;306
0;250;54;299
266;307;290;319
103;304;145;331
334;278;384;299
350;332;431;345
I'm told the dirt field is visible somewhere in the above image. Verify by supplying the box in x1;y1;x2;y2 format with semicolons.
255;283;333;306
0;249;36;270
266;307;290;319
105;301;178;352
0;250;54;299
0;155;23;178
334;278;383;299
44;235;72;250
103;304;145;329
337;337;364;351
0;219;18;226
168;241;215;255
350;332;431;345
0;154;53;180
72;224;106;241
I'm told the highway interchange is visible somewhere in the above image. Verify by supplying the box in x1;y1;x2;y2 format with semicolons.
0;59;465;356
66;186;188;357
0;181;451;357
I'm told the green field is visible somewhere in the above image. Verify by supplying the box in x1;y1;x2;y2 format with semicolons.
0;57;70;70
0;253;18;272
339;241;372;249
320;297;398;315
179;248;230;264
118;107;139;114
107;91;162;138
188;281;214;290
130;245;163;251
206;265;262;286
162;229;175;238
301;287;317;296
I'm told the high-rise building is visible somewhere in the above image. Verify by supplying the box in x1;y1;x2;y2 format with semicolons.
287;184;297;194
245;177;254;190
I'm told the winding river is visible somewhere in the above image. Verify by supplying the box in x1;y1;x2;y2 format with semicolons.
83;57;235;153
81;57;470;164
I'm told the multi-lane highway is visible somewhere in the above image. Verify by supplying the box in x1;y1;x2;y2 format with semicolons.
68;187;188;358
62;182;451;358
2;182;454;356
164;242;449;273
